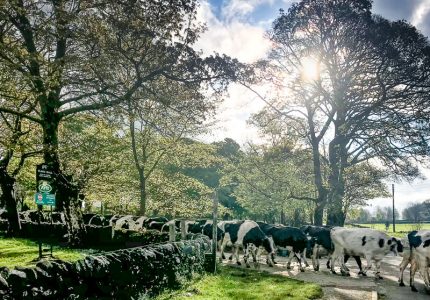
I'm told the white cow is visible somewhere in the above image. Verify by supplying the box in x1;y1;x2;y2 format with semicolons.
330;227;403;278
407;230;430;292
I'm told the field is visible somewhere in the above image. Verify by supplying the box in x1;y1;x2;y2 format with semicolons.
355;223;430;238
0;237;88;269
155;266;322;300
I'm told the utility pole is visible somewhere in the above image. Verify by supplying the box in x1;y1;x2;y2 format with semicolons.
392;184;396;233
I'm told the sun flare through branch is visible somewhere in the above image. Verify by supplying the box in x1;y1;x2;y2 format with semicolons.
300;57;320;82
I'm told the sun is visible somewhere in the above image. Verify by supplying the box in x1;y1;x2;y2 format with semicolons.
300;57;320;81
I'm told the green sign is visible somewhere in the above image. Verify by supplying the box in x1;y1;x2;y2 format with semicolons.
35;164;57;206
34;193;56;206
36;164;57;194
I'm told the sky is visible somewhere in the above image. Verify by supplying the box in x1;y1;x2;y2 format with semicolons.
195;0;430;216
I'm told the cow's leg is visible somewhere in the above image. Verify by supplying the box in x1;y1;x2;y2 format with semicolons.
331;246;345;275
410;259;418;292
343;255;350;272
339;253;350;276
301;249;310;268
286;248;294;269
266;251;274;267
220;238;228;261
326;252;332;269
398;255;410;286
418;258;430;292
312;245;319;271
375;260;383;279
251;245;258;263
353;256;365;276
361;254;372;277
233;245;241;266
243;244;251;268
295;252;305;272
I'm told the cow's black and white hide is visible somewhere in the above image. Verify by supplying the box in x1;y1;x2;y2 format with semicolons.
147;221;165;230
407;230;430;292
301;225;364;274
20;210;45;223
133;216;148;230
113;215;135;230
50;212;66;224
397;238;415;289
82;213;97;224
109;215;124;227
266;226;310;272
142;217;169;230
202;222;224;242
188;219;207;234
86;215;106;226
331;227;403;278
220;220;275;268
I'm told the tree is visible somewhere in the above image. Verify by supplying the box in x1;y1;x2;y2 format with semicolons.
0;112;40;234
402;203;424;222
126;78;214;215
263;0;430;225
58;114;127;199
0;0;243;244
226;142;315;224
342;163;390;223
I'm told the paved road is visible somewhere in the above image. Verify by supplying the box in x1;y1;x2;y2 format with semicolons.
221;253;429;300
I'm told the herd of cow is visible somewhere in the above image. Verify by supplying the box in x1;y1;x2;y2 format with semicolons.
186;219;430;294
7;211;430;293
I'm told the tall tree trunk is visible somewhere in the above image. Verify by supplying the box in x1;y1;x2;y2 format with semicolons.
306;104;329;226
138;167;146;216
0;166;21;235
326;135;347;226
280;208;286;225
310;132;327;226
42;117;86;246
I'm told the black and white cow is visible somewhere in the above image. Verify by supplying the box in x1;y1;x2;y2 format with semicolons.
265;225;310;272
397;237;415;289
82;213;97;224
301;225;364;274
406;230;430;292
220;220;275;268
142;217;169;230
50;212;66;224
331;227;403;278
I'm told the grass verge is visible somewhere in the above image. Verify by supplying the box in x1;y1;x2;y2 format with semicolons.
0;237;86;269
155;266;323;300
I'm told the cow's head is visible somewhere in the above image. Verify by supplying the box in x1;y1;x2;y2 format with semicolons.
388;237;403;255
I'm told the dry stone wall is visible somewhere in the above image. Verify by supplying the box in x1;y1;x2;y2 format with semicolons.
0;235;211;299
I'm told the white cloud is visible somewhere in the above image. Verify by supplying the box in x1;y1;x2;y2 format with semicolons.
195;1;272;145
221;0;275;21
196;1;271;63
411;0;430;28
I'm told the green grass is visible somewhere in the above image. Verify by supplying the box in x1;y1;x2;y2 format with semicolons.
355;223;430;238
155;266;323;300
0;237;86;269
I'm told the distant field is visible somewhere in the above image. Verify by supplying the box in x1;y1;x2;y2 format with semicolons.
355;223;430;238
0;237;88;269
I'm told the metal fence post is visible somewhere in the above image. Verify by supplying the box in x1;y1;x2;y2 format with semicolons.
212;189;218;273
